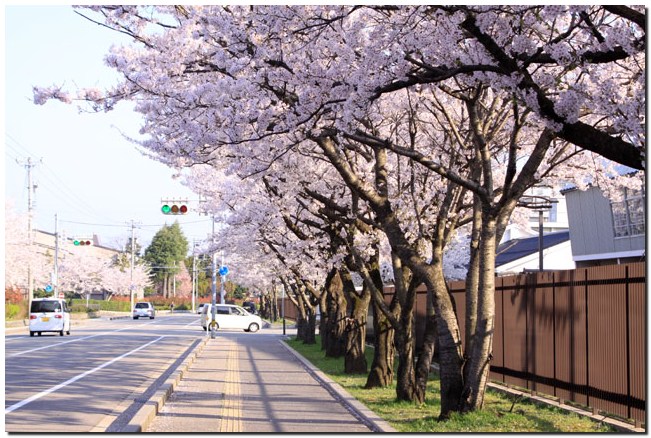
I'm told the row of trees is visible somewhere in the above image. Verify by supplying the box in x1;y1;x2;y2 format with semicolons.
36;6;644;418
5;200;151;299
5;207;245;303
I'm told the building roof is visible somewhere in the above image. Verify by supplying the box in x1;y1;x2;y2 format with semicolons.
495;231;570;267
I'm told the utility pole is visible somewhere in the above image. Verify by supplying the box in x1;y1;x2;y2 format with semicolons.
127;220;140;313
192;241;198;313
17;157;40;308
54;214;59;295
173;260;176;299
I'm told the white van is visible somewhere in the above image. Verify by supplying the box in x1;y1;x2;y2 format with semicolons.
29;298;71;337
201;304;262;332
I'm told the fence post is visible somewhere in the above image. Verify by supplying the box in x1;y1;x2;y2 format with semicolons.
552;271;557;398
625;265;631;420
584;268;590;408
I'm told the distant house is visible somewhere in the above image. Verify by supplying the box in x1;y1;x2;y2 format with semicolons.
495;230;574;275
562;185;645;267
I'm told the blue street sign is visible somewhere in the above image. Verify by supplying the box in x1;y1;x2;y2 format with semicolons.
45;285;53;293
219;266;229;276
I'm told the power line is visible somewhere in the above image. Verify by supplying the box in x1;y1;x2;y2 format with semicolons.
59;219;134;228
6;133;33;157
139;218;212;227
7;132;124;225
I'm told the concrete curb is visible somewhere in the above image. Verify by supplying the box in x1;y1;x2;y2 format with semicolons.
121;337;209;432
280;340;398;433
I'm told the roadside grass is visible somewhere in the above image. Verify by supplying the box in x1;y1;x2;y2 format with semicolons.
286;336;614;433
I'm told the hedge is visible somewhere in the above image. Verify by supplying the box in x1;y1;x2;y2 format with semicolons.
70;299;130;312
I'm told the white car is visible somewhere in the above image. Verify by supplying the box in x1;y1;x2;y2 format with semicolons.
29;298;71;337
201;304;262;332
133;302;155;319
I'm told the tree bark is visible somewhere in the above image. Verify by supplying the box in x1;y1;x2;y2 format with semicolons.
461;214;497;411
414;283;437;403
322;268;347;357
343;289;371;374
365;297;396;388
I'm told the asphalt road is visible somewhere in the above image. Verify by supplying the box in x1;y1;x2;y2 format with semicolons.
5;313;206;433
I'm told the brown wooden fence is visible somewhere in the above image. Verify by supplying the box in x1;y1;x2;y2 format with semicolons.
279;262;646;423
447;262;646;424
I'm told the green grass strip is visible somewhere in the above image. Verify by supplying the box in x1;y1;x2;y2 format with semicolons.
286;336;613;433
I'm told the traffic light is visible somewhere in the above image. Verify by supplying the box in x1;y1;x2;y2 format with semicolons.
161;201;188;215
73;239;92;246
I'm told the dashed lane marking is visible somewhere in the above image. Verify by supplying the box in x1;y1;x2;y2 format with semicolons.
5;336;165;414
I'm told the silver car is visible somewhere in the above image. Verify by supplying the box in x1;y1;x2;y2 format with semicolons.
133;302;155;319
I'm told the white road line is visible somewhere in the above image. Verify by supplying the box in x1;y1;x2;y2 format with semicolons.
5;336;166;414
8;321;157;358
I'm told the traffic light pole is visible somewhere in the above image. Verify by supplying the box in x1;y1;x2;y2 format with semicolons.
192;242;197;313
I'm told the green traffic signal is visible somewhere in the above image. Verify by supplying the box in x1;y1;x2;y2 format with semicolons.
73;240;80;246
161;204;171;214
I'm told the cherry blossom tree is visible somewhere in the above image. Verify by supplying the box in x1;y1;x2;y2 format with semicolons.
102;258;152;299
33;5;644;418
5;200;51;292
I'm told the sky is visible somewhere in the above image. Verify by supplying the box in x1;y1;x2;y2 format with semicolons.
4;6;215;252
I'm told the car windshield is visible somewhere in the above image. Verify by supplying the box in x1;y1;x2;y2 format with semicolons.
135;303;149;309
31;301;61;313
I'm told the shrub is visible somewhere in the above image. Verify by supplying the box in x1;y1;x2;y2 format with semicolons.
5;300;27;320
6;303;22;320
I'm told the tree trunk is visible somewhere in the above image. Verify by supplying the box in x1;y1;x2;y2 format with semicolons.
461;215;497;412
305;311;317;344
414;287;436;402
394;312;418;401
323;269;347;357
319;292;328;350
393;259;419;402
343;290;371;374
365;295;395;388
339;266;371;374
464;193;482;357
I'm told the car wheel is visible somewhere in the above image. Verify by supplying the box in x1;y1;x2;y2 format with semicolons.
133;316;138;320
60;329;64;336
30;331;34;337
248;323;260;333
38;332;42;336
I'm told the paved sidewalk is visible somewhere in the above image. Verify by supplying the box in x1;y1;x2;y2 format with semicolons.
146;332;389;433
